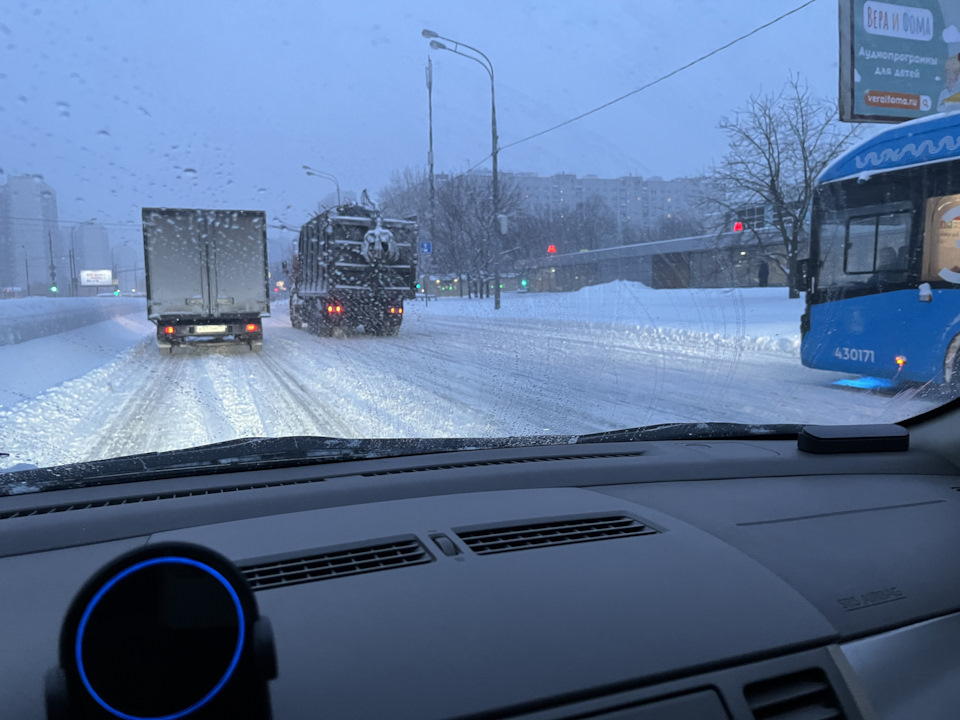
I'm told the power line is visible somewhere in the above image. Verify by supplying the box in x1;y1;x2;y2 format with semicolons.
0;214;142;229
460;0;818;173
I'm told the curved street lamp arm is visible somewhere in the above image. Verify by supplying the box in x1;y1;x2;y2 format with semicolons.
436;35;494;79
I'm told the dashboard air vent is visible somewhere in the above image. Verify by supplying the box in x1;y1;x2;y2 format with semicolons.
360;452;646;477
456;515;656;555
240;537;432;590
744;669;844;720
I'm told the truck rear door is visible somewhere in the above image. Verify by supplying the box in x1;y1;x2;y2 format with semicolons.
143;208;208;319
206;210;269;317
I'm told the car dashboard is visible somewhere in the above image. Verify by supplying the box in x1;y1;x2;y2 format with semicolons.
2;433;960;719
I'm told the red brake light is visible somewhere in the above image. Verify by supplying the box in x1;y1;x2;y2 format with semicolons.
398;307;403;314
895;355;907;367
733;221;744;232
245;323;259;332
389;307;396;314
327;305;334;313
335;305;342;313
163;326;176;335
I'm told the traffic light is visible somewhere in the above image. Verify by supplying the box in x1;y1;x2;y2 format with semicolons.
113;289;120;296
547;244;557;254
415;282;422;290
520;279;528;287
50;284;58;293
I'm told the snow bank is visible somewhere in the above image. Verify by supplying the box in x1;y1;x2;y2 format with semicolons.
410;281;804;356
0;297;146;346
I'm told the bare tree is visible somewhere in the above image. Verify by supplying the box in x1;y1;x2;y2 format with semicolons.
709;74;861;296
565;196;618;251
378;167;429;220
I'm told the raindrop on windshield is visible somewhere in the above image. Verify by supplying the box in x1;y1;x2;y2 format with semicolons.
138;106;151;116
17;95;27;103
97;129;110;137
183;168;198;176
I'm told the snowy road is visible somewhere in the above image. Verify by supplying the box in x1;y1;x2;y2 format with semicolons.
0;290;942;472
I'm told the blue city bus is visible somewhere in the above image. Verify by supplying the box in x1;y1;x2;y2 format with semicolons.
799;111;960;388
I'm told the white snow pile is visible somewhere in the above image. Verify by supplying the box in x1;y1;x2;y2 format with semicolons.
413;281;804;356
0;297;145;346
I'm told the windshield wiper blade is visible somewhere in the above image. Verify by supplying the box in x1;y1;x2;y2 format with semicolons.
0;434;574;496
575;422;802;444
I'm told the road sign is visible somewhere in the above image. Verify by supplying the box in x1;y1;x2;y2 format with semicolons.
420;241;432;255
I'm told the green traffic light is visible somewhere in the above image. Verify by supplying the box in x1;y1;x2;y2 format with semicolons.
521;279;528;287
50;285;58;293
113;289;120;296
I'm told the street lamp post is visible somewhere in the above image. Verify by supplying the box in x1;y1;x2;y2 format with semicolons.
422;29;501;309
302;166;341;207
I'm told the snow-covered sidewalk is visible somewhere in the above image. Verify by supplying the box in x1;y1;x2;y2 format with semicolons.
409;282;804;356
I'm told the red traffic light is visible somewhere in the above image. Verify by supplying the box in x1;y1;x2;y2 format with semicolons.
733;221;744;232
547;244;557;254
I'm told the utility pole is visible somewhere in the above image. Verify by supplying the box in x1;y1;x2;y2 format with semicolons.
22;245;30;296
48;230;58;294
426;55;434;309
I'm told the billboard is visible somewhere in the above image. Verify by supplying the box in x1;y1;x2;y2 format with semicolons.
80;269;114;286
840;0;960;122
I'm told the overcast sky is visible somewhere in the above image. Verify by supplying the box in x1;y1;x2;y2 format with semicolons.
1;0;843;243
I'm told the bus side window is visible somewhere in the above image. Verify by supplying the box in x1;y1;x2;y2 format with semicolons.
844;211;911;280
875;212;910;271
845;217;877;274
923;195;960;282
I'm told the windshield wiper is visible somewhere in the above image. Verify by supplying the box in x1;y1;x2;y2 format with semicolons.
0;434;572;496
1;426;801;497
574;422;802;444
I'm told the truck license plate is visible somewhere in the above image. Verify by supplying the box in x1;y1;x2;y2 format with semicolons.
195;324;228;333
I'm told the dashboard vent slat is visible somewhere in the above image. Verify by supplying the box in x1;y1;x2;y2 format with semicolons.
240;538;432;590
360;452;646;477
456;515;656;555
745;669;844;720
0;478;321;520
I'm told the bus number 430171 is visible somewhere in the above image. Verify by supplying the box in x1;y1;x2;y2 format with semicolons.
834;347;875;363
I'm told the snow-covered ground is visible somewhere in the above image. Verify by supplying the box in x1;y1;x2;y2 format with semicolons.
0;296;145;346
418;282;804;355
0;282;945;481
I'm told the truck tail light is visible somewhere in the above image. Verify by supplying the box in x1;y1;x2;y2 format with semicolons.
163;326;176;335
245;323;259;333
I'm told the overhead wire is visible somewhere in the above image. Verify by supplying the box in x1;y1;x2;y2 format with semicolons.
456;0;819;176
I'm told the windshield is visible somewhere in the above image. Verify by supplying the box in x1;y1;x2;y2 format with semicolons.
2;0;960;481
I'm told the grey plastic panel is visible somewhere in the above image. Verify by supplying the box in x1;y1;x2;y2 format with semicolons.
150;488;834;720
840;610;960;719
0;538;148;720
596;474;960;638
